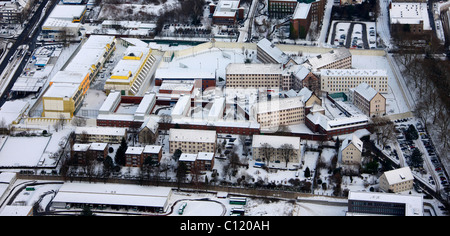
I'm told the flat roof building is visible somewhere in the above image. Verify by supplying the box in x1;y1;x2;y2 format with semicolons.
51;183;173;213
348;191;423;216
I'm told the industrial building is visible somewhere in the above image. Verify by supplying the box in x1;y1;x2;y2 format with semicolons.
42;35;116;118
104;46;156;95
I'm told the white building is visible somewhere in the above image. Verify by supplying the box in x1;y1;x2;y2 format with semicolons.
40;4;87;41
252;135;302;166
51;183;173;213
171;95;191;119
347;191;423;216
379;167;414;193
389;2;431;33
320;69;388;94
169;128;217;154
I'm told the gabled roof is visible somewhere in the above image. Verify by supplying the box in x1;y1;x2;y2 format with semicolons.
382;167;414;185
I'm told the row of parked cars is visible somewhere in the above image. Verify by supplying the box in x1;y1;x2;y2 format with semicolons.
394;119;449;191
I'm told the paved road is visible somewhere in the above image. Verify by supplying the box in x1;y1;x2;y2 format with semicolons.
0;0;59;107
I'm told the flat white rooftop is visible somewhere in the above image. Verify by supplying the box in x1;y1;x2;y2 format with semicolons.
169;128;216;143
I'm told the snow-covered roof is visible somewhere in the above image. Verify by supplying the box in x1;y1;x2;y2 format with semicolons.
341;134;363;153
293;3;311;20
351;83;378;101
171;95;191;117
382;167;414;185
320;69;387;77
0;100;29;126
99;91;121;114
143;145;162;154
0;172;16;184
89;143;108;151
304;48;351;70
253;97;304;114
208;97;226;120
75;127;126;136
169;128;216;143
50;70;89;84
197;152;214;161
43;83;79;98
348;191;423;216
257;38;290;64
214;0;240;18
252;135;301;149
179;153;198;162
226;63;283;75
390;2;431;30
48;4;86;21
307;113;368;131
73;143;91;152
135;93;156;117
51;183;172;209
125;147;144;155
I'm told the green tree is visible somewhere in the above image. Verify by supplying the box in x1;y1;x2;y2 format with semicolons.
304;167;311;178
114;137;128;166
410;148;423;168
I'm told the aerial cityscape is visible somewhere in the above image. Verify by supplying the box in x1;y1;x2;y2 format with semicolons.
0;0;449;218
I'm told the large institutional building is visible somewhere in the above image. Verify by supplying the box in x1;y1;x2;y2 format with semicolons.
43;35;116;118
320;69;388;94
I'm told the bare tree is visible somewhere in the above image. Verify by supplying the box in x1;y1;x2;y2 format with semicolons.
371;116;396;148
259;143;273;166
280;143;295;168
159;114;172;135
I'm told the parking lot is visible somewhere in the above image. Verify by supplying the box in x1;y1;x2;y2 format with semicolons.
391;118;449;193
329;21;377;49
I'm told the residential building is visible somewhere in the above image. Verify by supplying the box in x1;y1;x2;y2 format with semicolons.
169;129;217;154
88;143;109;161
379;167;414;193
196;152;215;171
71;143;90;165
125;147;145;167
349;83;386;117
347;191;423;216
302;48;352;71
339;134;363;166
138;116;159;145
143;145;163;165
179;153;198;172
71;142;108;165
252;97;305;130
0;0;32;24
320;69;388;94
252;135;301;165
74;127;127;144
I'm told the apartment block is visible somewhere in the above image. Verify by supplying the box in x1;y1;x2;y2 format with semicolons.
252;135;301;165
74;127;127;144
320;69;388;94
169;129;217;154
349;83;386;117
